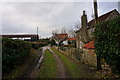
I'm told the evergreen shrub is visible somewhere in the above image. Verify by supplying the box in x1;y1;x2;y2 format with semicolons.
94;16;120;73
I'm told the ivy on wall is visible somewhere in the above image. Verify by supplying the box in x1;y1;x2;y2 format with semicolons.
94;16;120;73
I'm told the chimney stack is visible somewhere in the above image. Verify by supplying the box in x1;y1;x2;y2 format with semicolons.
81;10;88;29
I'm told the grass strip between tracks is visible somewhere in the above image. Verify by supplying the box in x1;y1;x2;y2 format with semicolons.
38;49;57;78
51;47;81;78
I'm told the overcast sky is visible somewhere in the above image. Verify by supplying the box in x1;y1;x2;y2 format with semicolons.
1;1;119;38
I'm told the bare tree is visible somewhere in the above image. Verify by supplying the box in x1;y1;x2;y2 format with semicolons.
73;21;81;31
61;27;66;34
66;27;75;38
66;21;81;38
52;29;59;36
52;30;55;36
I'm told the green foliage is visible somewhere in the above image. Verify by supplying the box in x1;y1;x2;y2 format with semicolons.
2;38;32;75
4;49;38;78
32;43;39;49
38;38;51;47
38;42;48;47
94;16;120;73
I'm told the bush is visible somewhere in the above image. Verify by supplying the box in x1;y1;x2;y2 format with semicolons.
38;38;51;47
2;38;32;75
32;43;39;49
94;16;120;73
38;42;48;47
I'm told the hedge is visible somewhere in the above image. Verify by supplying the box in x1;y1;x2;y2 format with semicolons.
94;16;120;73
2;38;32;75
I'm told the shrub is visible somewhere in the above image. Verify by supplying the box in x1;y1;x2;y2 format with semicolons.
32;43;39;49
94;16;120;73
2;38;32;75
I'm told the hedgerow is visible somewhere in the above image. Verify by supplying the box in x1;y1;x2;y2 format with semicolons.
94;16;120;73
2;38;32;75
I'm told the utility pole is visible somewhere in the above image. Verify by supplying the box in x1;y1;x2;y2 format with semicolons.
37;27;38;35
37;26;39;41
94;0;98;25
94;0;102;71
118;1;120;13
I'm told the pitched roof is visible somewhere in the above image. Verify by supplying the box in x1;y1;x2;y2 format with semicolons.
55;33;68;39
83;41;95;49
88;9;119;28
68;38;76;40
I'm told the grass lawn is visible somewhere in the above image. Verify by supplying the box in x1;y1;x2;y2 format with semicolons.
51;47;81;78
38;49;57;78
4;48;39;78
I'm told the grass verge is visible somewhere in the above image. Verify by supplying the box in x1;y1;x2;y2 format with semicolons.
51;47;81;78
38;49;57;78
51;47;96;78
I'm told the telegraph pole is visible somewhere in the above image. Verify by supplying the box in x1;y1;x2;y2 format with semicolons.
37;27;38;35
94;0;102;70
118;1;120;13
37;26;39;41
94;0;98;25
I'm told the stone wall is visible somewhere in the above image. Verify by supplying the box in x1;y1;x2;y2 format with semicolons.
76;32;80;48
81;49;97;67
55;46;97;67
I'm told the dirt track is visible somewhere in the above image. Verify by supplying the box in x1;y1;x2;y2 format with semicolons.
47;47;68;78
25;47;46;78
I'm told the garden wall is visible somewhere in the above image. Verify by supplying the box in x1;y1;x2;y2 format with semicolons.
81;49;97;67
